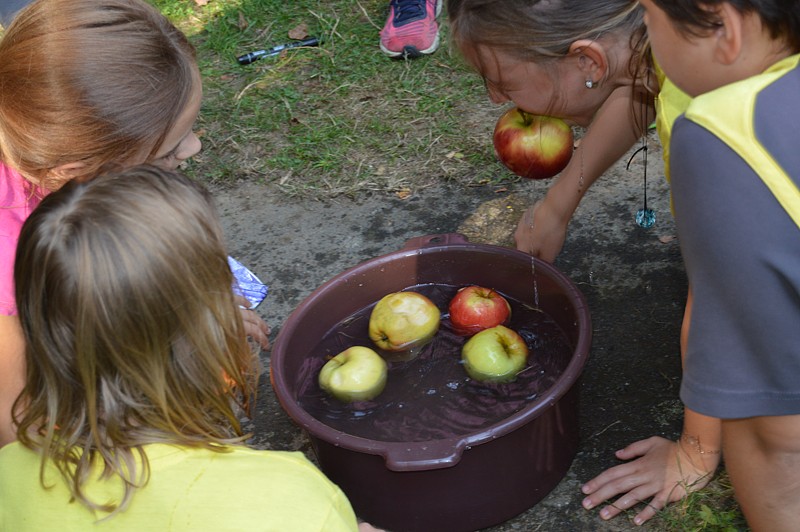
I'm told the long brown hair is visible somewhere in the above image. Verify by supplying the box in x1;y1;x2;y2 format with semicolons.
13;165;258;515
0;0;197;189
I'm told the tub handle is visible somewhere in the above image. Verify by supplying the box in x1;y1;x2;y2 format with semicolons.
382;439;468;472
401;233;469;252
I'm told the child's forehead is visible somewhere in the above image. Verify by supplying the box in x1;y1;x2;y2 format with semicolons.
467;44;552;86
462;44;508;77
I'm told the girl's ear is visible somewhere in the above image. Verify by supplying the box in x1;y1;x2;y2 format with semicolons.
711;3;744;65
47;162;86;189
569;39;609;85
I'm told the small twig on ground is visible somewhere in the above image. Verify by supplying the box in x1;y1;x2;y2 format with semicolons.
590;420;622;439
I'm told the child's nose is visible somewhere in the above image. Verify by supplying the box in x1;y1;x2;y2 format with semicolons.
487;87;509;105
178;132;202;162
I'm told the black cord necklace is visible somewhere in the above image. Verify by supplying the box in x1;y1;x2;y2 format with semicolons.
628;88;656;228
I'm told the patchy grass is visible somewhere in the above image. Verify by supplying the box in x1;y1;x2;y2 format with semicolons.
152;0;511;199
652;469;748;531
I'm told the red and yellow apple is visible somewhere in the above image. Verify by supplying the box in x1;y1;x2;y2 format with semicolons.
368;291;440;351
461;325;529;383
318;346;388;402
448;285;511;335
493;107;574;180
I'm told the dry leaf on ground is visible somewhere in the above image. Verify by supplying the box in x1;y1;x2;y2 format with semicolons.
288;23;309;40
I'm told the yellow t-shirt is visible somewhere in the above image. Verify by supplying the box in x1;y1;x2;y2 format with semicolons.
682;53;800;227
653;59;693;183
0;442;359;531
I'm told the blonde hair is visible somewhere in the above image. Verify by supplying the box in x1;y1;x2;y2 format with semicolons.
446;0;654;129
0;0;197;188
13;165;258;515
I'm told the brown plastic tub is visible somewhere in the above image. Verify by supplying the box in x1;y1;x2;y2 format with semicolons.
270;234;591;532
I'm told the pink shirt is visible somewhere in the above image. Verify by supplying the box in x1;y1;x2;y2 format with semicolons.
0;163;45;315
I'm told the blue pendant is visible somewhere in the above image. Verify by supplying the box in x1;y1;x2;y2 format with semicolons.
635;208;656;228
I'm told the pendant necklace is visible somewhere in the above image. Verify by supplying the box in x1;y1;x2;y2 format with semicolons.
628;88;656;228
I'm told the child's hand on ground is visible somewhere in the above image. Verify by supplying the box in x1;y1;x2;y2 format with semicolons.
514;199;569;263
235;295;271;350
580;436;719;525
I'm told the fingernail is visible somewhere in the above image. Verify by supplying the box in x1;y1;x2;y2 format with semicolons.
600;508;610;519
634;517;643;526
582;498;593;509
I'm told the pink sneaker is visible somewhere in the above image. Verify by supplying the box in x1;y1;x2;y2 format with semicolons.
379;0;442;59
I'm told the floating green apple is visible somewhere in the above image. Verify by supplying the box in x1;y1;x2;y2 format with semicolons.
368;291;440;351
461;325;529;383
318;346;388;402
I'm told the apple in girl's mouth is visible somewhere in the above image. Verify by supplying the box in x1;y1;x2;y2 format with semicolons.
493;107;574;180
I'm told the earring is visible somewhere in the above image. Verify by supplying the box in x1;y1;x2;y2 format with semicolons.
585;79;595;89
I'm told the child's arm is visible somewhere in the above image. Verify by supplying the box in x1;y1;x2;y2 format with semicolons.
580;290;722;524
723;413;800;530
579;410;721;524
235;299;271;351
515;85;653;262
0;314;25;446
229;258;271;350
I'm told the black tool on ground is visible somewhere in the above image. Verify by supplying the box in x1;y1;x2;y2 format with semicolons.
237;36;321;65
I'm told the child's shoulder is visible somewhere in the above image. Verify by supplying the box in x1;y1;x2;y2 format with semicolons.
0;162;42;211
0;441;47;495
0;439;34;462
214;444;319;472
0;443;359;531
688;54;800;118
145;444;358;530
149;443;331;488
684;53;800;148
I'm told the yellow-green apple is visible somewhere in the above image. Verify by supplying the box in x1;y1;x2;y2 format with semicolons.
461;325;529;383
318;346;388;402
449;285;511;336
368;291;440;351
493;107;574;180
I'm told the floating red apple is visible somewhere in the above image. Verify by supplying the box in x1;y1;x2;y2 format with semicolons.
493;107;574;180
448;285;511;335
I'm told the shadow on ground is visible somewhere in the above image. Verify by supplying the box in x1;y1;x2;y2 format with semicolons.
215;140;690;531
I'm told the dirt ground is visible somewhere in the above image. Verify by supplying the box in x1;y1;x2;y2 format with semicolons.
214;137;690;531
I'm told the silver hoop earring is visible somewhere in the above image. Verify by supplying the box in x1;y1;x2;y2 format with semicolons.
585;79;595;89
